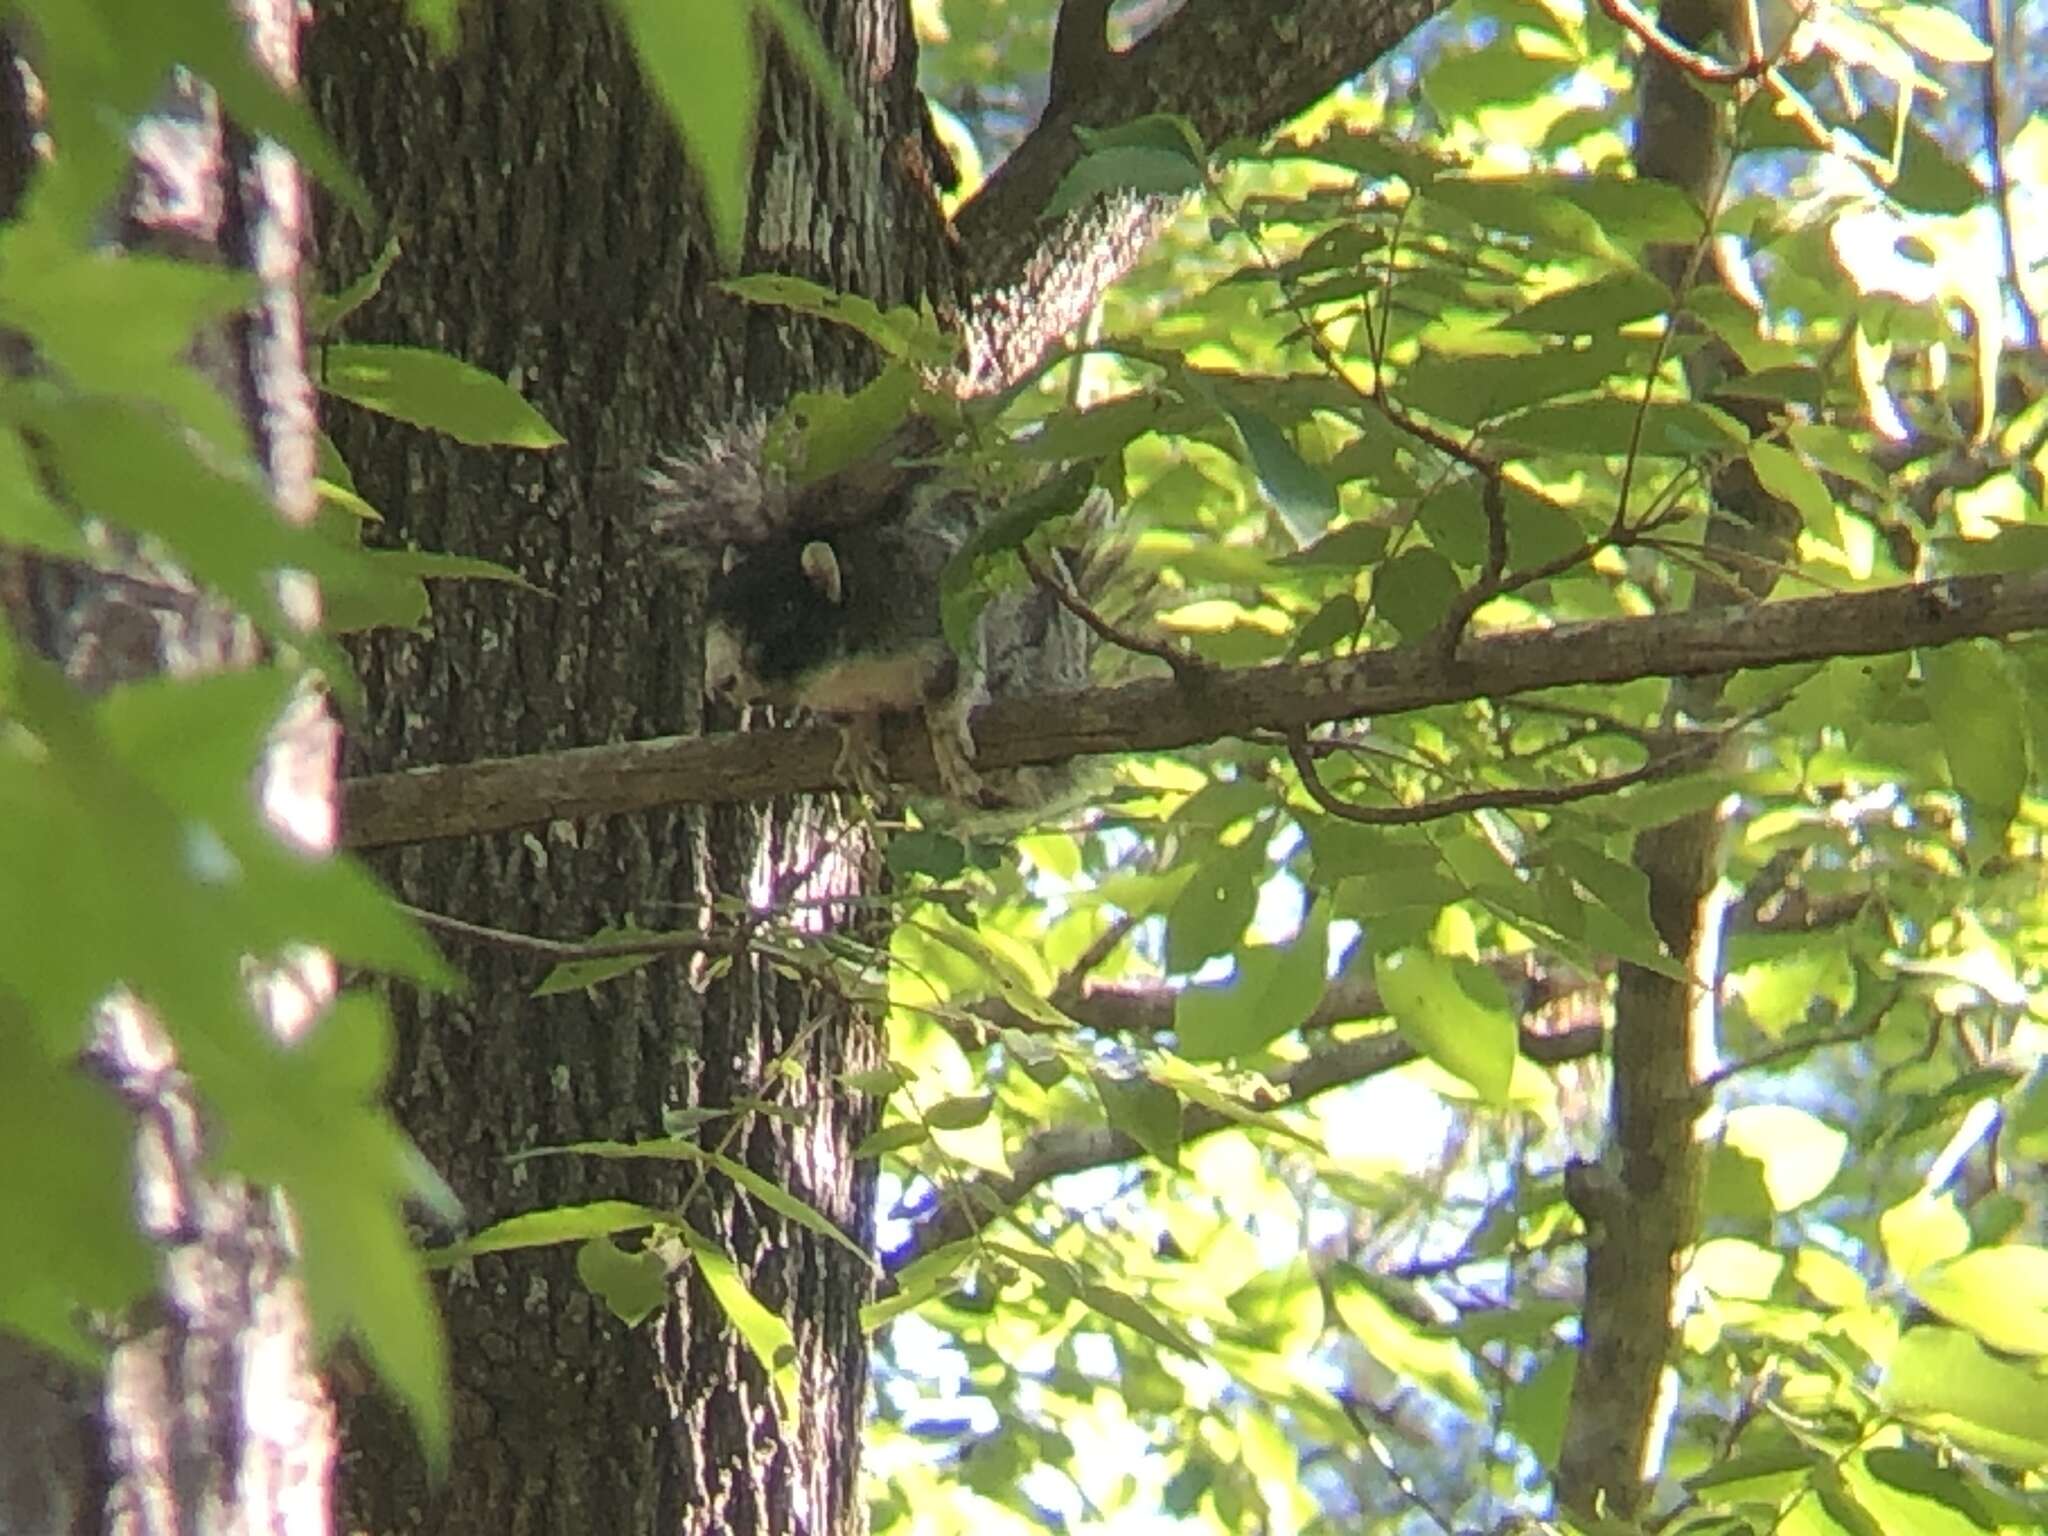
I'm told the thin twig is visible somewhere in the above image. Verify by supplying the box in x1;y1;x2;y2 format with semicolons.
1018;544;1202;679
402;904;750;962
1284;724;1725;827
1596;0;1769;82
1697;1012;1889;1093
1051;908;1145;1009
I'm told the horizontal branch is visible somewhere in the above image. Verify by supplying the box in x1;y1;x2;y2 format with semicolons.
882;1021;1606;1277
977;957;1591;1041
342;571;2048;848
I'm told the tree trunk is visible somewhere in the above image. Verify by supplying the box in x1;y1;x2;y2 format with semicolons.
1556;0;1801;1514
303;4;941;1530
0;3;338;1531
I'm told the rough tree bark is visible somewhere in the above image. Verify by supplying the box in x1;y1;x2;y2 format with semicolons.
302;3;934;1528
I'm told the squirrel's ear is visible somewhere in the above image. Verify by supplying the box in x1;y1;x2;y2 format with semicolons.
800;541;844;603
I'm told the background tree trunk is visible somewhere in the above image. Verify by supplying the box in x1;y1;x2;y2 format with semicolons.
0;3;338;1530
303;4;946;1530
1556;0;1801;1513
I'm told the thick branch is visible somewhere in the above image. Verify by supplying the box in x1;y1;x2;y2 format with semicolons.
951;0;1446;390
884;1023;1606;1276
342;571;2048;849
1557;0;1764;1515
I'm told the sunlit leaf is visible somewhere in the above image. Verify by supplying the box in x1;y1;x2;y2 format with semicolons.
1881;1191;1971;1279
1914;1247;2048;1357
1720;1105;1847;1211
1372;949;1517;1103
1882;1327;2048;1465
577;1236;669;1326
319;344;565;447
1922;641;2028;863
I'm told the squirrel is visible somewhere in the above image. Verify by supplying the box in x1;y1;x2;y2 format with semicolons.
644;411;1118;809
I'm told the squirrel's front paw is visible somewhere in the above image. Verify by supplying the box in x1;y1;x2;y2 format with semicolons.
925;690;985;805
832;716;893;799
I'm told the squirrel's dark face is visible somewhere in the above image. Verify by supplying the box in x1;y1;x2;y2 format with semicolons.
704;538;838;698
704;535;948;714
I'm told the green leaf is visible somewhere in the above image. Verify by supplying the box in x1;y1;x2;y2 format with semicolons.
0;236;256;456
1684;1443;1817;1498
1922;641;2028;863
326;546;537;634
724;292;942;379
1749;439;1843;549
682;1226;797;1405
1881;1190;1971;1279
1422;174;1610;257
1094;1071;1184;1165
1409;478;1488;568
1422;46;1574;118
1164;835;1266;972
319;344;564;447
886;828;968;881
1788;421;1890;492
576;1236;669;1326
1221;403;1339;545
1846;104;1984;215
1372;949;1518;1103
1175;900;1330;1061
1914;1247;2048;1357
433;1201;672;1263
1731;942;1855;1036
1702;1140;1778;1229
0;427;83;556
1076;1280;1205;1360
534;925;673;996
1545;839;1679;977
1719;1104;1847;1211
610;0;756;263
94;672;453;988
1281;128;1444;189
1849;1448;2000;1536
1713;365;1825;408
693;1148;876;1269
1402;335;1635;425
308;236;402;337
1503;1349;1574;1468
1498;270;1672;335
862;1240;975;1330
1289;593;1364;659
922;1095;995;1131
1374;548;1462;641
1882;1327;2048;1465
0;1041;154;1360
1494;397;1748;458
1047;147;1206;216
1047;116;1207;216
854;1121;929;1159
1329;1266;1486;1416
222;992;452;1468
1552;174;1707;247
